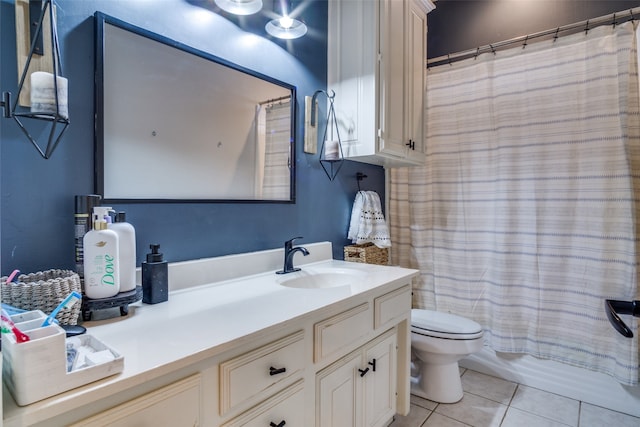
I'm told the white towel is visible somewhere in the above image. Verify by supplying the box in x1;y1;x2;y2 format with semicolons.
347;191;391;248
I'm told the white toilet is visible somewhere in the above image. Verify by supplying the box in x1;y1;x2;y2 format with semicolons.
410;308;484;403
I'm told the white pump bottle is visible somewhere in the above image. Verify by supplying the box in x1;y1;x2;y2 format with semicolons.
83;207;120;299
108;211;136;292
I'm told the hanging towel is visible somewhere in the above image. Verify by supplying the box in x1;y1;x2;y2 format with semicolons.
347;191;391;248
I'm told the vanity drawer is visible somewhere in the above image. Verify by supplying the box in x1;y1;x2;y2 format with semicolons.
221;380;304;427
220;330;304;415
71;375;202;427
374;285;411;329
314;302;371;362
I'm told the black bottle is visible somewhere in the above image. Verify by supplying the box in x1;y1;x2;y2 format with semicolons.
74;194;101;279
142;244;168;304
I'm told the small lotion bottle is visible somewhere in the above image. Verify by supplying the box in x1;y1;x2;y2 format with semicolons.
109;211;136;292
83;207;120;299
142;244;168;304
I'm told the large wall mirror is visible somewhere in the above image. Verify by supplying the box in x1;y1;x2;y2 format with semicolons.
95;12;296;202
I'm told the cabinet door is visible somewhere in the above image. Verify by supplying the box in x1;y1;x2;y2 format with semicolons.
378;0;408;158
317;351;363;427
363;332;397;427
404;0;428;163
328;0;376;153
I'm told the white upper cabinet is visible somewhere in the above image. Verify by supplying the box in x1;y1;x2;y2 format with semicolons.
328;0;435;167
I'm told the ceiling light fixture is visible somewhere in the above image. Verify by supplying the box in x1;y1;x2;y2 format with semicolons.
214;0;263;16
265;0;307;39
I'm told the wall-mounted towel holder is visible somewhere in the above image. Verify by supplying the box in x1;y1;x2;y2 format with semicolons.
356;172;367;191
604;299;639;338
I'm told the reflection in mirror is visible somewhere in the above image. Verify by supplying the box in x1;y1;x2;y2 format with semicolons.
95;12;296;202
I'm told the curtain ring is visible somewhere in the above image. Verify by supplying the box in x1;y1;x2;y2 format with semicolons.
630;9;635;23
522;35;528;49
612;13;617;28
584;20;589;34
447;54;452;66
553;27;560;42
490;44;496;55
474;47;480;60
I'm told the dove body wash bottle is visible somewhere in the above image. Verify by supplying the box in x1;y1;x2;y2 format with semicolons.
83;207;120;299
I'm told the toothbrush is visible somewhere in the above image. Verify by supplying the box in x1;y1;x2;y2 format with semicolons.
5;269;20;284
0;309;30;343
41;291;82;327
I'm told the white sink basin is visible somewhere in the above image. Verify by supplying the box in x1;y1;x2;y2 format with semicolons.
278;268;367;289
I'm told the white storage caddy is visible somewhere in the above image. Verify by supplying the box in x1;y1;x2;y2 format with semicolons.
2;310;123;406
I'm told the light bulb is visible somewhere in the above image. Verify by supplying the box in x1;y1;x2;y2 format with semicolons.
265;15;307;39
279;15;294;29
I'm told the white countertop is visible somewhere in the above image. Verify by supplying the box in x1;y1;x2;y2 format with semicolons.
3;242;418;426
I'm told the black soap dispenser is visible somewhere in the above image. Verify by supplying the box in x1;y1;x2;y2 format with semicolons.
142;244;168;304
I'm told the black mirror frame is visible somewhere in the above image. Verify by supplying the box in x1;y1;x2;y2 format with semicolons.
94;12;297;204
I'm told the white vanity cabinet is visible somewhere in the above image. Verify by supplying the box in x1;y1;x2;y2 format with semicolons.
317;329;397;427
328;0;435;167
3;249;417;427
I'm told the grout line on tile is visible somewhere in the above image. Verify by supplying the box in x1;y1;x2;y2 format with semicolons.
511;405;575;426
507;383;519;406
424;411;473;427
577;401;582;427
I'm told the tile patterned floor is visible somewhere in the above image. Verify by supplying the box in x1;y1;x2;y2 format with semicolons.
390;368;640;427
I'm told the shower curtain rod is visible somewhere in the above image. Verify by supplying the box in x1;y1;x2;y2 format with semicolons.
259;95;291;106
427;6;640;68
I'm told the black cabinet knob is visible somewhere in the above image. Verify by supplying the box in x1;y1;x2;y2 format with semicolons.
270;421;286;427
358;367;370;377
368;358;376;372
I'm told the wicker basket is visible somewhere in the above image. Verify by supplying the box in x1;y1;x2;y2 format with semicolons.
344;243;389;265
1;269;82;325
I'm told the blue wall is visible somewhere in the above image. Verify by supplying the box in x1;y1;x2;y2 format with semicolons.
0;0;386;275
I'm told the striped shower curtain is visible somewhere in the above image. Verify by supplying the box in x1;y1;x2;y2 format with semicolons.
389;21;640;385
255;100;291;199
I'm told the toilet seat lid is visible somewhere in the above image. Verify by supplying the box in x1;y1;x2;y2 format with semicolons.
411;309;483;337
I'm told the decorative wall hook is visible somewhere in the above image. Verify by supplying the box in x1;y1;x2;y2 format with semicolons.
1;0;70;159
356;172;367;191
310;89;344;181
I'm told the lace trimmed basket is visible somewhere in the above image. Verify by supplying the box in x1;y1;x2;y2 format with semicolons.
1;269;82;325
344;243;389;265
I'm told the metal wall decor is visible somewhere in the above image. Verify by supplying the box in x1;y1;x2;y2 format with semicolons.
311;89;344;181
0;0;69;159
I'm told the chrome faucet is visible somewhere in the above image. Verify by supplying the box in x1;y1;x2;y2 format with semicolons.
276;237;310;274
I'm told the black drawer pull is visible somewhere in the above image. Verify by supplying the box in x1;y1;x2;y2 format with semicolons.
269;366;287;376
369;358;376;372
358;367;370;377
270;421;286;427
